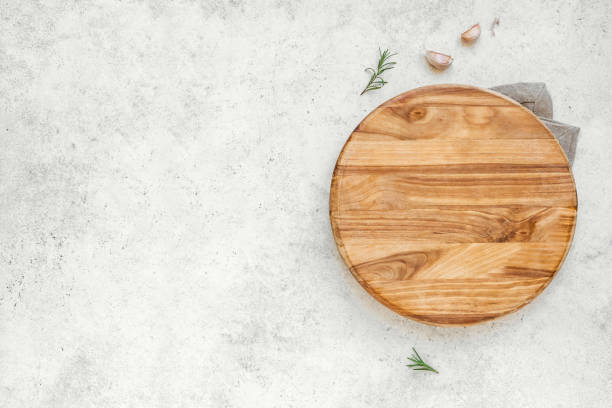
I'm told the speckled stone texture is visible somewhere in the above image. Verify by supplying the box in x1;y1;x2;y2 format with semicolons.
1;1;611;407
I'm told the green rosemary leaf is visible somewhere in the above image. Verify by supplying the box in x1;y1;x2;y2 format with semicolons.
406;347;438;374
360;48;397;95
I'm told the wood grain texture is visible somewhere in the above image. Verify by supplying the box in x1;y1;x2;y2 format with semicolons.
330;85;577;326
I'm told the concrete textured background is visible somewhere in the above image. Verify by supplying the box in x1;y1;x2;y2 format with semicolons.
1;0;611;407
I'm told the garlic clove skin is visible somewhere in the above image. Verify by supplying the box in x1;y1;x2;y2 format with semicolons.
461;23;481;43
425;50;453;70
490;17;500;36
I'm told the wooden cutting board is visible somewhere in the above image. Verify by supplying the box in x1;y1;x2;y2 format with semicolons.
330;84;577;326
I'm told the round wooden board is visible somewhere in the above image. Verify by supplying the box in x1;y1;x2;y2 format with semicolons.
330;84;577;326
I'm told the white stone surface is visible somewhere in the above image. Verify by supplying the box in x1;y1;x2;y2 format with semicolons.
1;1;611;406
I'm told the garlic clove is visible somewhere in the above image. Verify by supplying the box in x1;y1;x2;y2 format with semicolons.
425;50;453;70
461;23;481;43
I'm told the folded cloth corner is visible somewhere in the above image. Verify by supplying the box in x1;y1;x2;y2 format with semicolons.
489;82;579;166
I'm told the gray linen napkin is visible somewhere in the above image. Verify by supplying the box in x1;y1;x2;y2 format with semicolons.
489;83;579;165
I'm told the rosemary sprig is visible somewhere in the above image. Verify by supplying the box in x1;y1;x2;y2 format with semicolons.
407;347;438;373
360;48;397;95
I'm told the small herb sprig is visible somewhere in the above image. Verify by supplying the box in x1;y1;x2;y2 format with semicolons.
407;347;438;373
360;48;397;95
